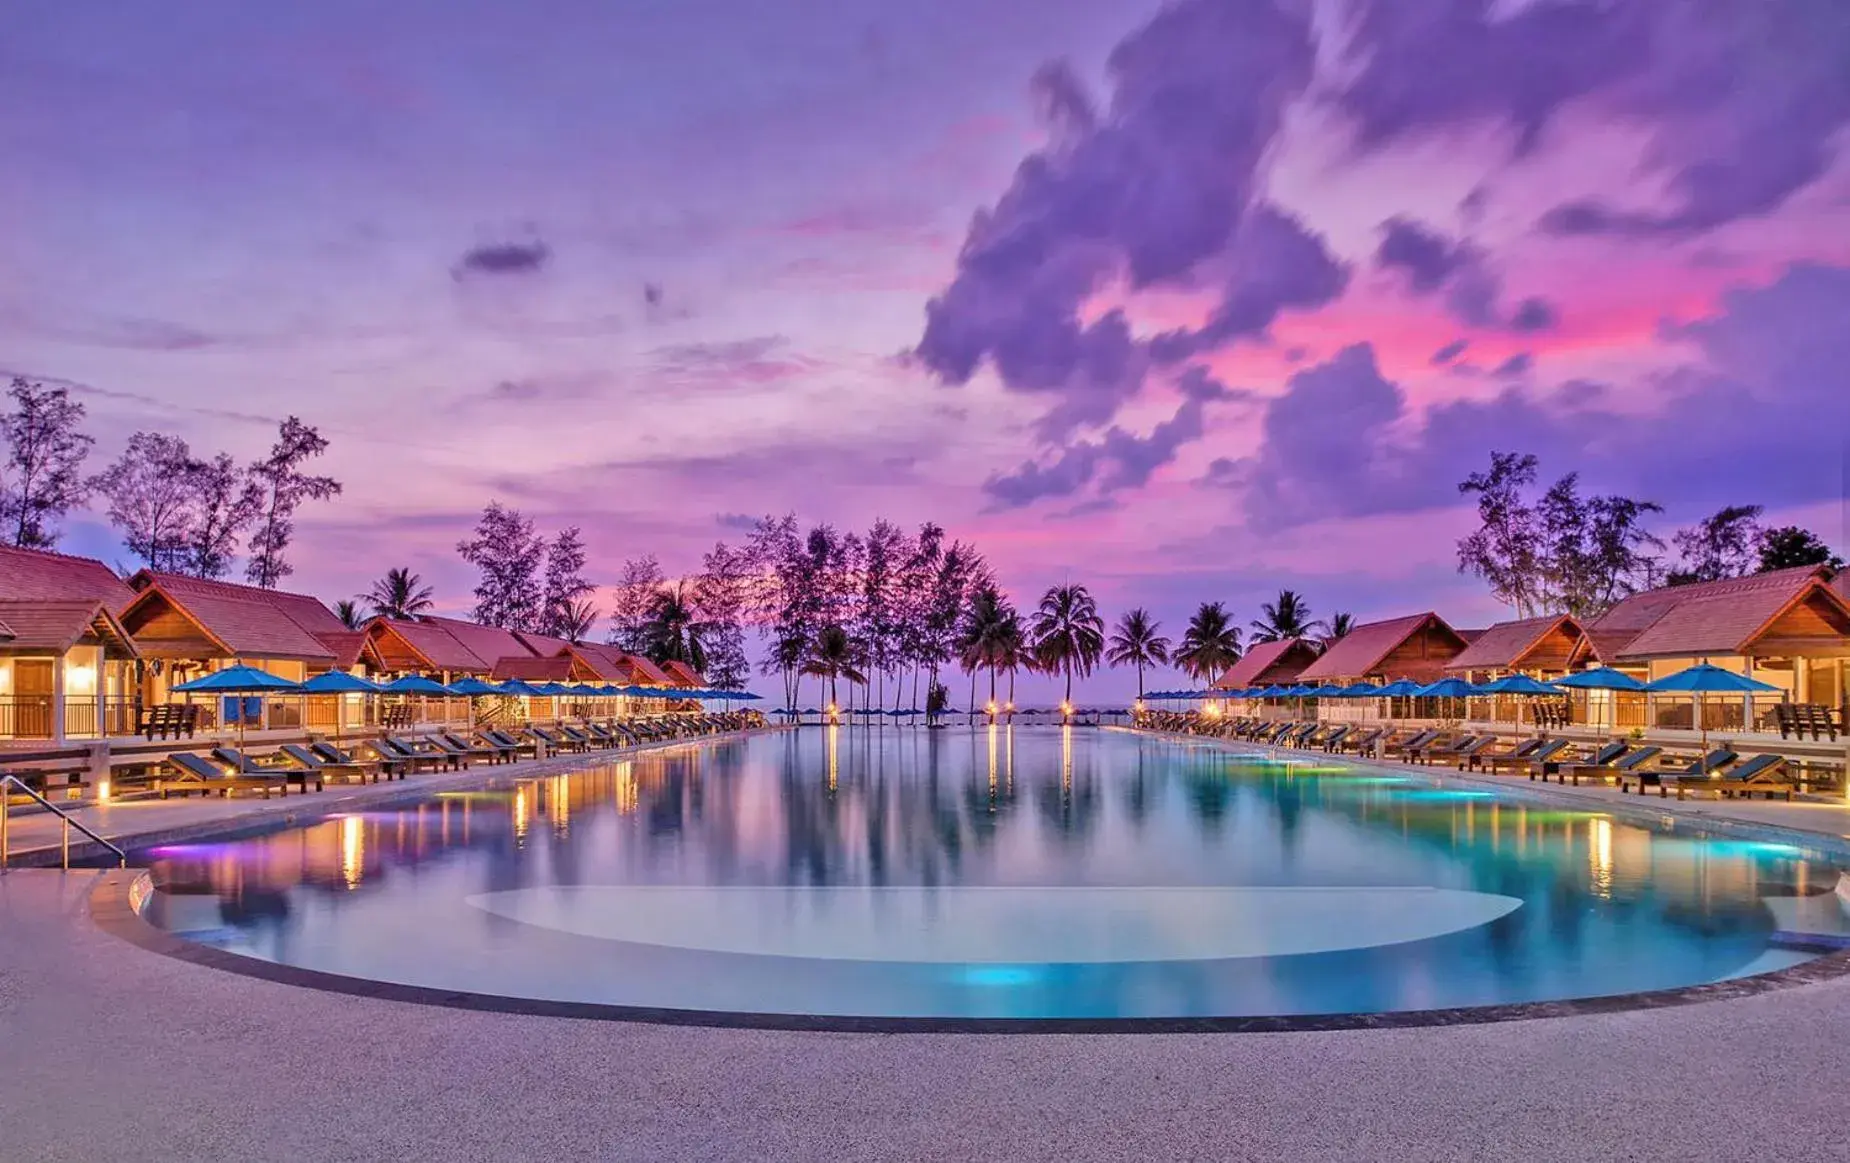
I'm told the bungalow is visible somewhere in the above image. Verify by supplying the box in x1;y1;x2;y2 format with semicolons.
362;614;532;679
0;545;141;743
659;659;705;688
1445;614;1583;681
1297;613;1471;686
1213;638;1320;692
1572;565;1850;733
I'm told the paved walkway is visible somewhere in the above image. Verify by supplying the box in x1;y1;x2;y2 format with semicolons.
0;869;1845;1162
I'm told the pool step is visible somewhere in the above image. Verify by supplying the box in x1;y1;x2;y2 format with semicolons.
1769;930;1850;952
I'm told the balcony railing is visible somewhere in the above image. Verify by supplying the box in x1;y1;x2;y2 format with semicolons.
0;696;140;741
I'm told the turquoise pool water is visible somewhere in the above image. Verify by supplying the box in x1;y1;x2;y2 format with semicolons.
138;727;1848;1022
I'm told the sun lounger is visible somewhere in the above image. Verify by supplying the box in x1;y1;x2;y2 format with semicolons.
1406;734;1468;766
1480;738;1568;774
1449;736;1501;768
1383;729;1440;758
156;751;292;799
1557;745;1661;787
558;725;601;749
1339;727;1385;754
449;732;518;764
1624;748;1738;795
1318;725;1353;752
211;747;322;794
280;743;374;784
482;729;540;758
1463;737;1543;772
371;737;450;773
313;741;404;780
1532;740;1626;781
1671;753;1794;801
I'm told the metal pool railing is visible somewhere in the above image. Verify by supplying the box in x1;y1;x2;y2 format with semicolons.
0;774;126;871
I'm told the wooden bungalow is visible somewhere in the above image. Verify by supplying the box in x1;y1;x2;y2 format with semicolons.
659;659;705;688
1445;614;1583;681
1572;566;1850;734
1214;638;1320;692
1297;613;1471;686
118;572;354;731
0;545;142;743
361;615;532;680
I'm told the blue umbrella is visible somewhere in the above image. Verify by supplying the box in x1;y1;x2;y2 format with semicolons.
1645;663;1780;774
1374;679;1425;698
173;664;302;693
496;679;547;697
1552;667;1646;692
1337;682;1385;698
300;671;381;694
1415;678;1482;699
445;676;502;696
381;674;449;695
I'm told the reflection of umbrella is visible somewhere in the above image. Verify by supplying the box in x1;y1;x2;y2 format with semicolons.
1645;663;1780;776
173;664;303;748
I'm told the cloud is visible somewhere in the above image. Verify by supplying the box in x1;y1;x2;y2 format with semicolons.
1491;352;1532;378
452;237;550;279
647;335;825;388
982;367;1233;508
714;512;760;533
1226;262;1850;531
915;0;1322;438
1430;339;1469;365
1374;217;1558;333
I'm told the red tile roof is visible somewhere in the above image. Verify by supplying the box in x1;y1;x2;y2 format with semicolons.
0;545;137;609
661;659;704;687
1216;638;1317;689
314;631;367;670
1580;566;1835;661
132;571;347;636
622;654;673;686
1615;578;1850;660
418;617;533;672
0;600;138;655
1445;614;1577;672
490;655;575;682
150;590;338;660
369;618;492;672
1298;613;1465;682
513;630;576;658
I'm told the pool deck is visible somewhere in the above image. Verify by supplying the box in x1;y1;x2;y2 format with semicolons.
1;866;1847;1162
6;725;1850;1160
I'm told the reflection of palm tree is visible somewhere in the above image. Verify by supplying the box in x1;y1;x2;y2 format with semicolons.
1030;585;1105;704
1176;602;1242;687
800;625;866;708
368;567;434;620
1107;608;1170;699
1251;589;1315;643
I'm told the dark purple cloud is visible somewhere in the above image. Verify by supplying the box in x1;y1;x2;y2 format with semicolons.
1491;352;1531;378
1430;339;1469;365
453;238;550;278
1230;262;1850;531
916;0;1321;437
1374;217;1557;333
983;367;1233;508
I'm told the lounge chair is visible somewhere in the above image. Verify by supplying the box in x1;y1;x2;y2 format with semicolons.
1449;737;1501;769
526;726;582;753
451;732;519;764
313;741;404;780
558;725;602;750
1339;727;1385;754
280;743;375;784
1623;749;1739;796
1671;753;1794;801
1318;725;1353;752
1404;733;1465;765
370;737;450;773
211;747;322;794
1463;738;1543;772
1480;738;1568;774
156;752;292;799
1532;741;1625;782
1558;745;1661;787
482;729;539;758
1383;729;1440;759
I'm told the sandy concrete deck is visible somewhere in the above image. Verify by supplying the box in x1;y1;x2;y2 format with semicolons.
0;868;1844;1162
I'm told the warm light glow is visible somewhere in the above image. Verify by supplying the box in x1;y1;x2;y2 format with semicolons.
1060;700;1073;718
1589;817;1614;899
96;778;110;803
63;659;97;696
1203;702;1222;719
1133;699;1143;713
340;814;364;888
985;699;998;716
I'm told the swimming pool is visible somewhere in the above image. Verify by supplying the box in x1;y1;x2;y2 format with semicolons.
135;727;1850;1026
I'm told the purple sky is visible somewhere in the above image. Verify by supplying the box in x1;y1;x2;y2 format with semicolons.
6;0;1850;700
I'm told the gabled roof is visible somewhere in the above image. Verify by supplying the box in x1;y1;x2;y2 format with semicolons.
1616;578;1850;660
122;587;337;661
513;629;576;658
490;655;575;682
1215;638;1318;690
1446;614;1579;672
623;654;673;686
130;571;348;636
0;599;139;656
367;618;491;672
1297;612;1467;681
0;544;137;609
661;659;704;687
315;630;367;670
1580;566;1837;662
419;616;534;671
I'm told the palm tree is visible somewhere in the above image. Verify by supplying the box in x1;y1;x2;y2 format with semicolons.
367;567;434;621
558;598;600;644
1106;608;1170;699
1175;601;1242;687
1318;611;1355;651
1251;589;1316;643
995;609;1029;712
333;598;365;630
959;585;1015;709
1029;584;1105;705
643;583;707;672
800;624;867;709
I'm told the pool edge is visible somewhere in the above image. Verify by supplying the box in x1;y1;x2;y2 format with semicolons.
89;870;1850;1036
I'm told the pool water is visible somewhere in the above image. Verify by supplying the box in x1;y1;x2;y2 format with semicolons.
138;727;1848;1022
